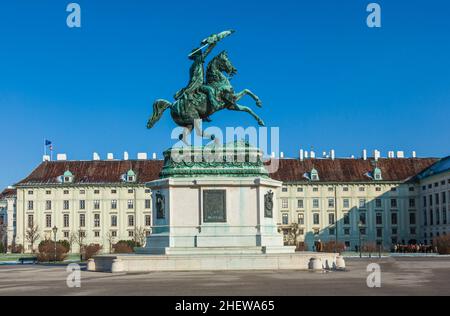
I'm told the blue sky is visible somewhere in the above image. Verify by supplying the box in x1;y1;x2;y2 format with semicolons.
0;0;449;189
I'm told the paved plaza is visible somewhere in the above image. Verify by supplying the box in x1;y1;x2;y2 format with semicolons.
0;257;449;296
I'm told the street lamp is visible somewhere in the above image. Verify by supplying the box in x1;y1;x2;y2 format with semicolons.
334;186;338;254
52;226;58;262
358;221;363;258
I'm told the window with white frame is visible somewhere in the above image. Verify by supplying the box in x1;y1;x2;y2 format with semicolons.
45;214;52;228
128;215;134;227
282;213;289;225
298;213;304;225
79;214;85;227
328;198;335;208
94;214;100;227
343;199;350;208
63;214;69;227
312;199;319;208
313;213;320;225
111;215;118;227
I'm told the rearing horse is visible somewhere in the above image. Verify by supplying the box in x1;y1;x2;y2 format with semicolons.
146;51;264;142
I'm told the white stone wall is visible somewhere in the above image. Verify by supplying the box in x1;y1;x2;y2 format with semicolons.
15;185;152;253
0;196;16;252
419;172;450;243
277;182;422;250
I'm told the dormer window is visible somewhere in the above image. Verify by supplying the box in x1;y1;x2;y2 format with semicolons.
310;168;319;181
60;170;74;183
123;169;136;183
373;167;382;181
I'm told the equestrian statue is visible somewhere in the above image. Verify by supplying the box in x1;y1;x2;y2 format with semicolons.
146;30;265;143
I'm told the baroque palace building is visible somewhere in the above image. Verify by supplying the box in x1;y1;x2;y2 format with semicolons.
1;152;449;253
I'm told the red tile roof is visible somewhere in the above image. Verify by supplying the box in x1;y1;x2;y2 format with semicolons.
268;158;438;183
15;160;163;186
0;188;17;199
14;158;438;186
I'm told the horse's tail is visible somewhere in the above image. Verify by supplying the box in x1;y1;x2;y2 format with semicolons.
147;99;171;129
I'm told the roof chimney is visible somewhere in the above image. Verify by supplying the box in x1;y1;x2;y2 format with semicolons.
412;151;417;158
388;151;395;158
362;149;368;161
56;153;67;161
137;152;147;160
93;152;100;161
374;150;380;161
280;152;284;158
123;152;129;161
310;151;316;159
152;153;157;160
304;151;309;159
299;149;304;161
396;151;405;158
107;153;114;160
331;149;335;160
42;155;50;162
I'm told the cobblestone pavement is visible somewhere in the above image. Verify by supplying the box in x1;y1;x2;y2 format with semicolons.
0;257;449;296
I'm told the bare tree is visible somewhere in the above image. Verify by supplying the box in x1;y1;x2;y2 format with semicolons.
133;227;147;247
25;225;40;253
106;231;115;254
0;224;6;253
74;230;87;261
68;232;77;254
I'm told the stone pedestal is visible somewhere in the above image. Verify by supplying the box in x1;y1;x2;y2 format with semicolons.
137;141;295;255
92;142;338;272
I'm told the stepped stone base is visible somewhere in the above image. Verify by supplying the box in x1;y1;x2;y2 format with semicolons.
90;252;338;273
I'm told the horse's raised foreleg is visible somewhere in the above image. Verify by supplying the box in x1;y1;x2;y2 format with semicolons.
229;104;265;126
234;89;263;107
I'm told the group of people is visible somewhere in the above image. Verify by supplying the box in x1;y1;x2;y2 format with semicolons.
392;243;436;253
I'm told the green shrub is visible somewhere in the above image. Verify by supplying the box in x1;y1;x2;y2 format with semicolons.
9;243;23;254
113;241;134;254
37;243;68;262
117;240;141;248
322;240;346;253
84;244;102;260
58;240;71;253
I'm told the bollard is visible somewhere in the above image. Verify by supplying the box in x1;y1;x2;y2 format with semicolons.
335;256;346;270
111;259;124;273
87;259;96;272
309;257;323;271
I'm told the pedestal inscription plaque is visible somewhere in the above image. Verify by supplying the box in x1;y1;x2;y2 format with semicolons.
203;190;227;223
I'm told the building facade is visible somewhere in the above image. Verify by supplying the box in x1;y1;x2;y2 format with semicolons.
2;155;449;253
0;188;17;251
415;158;450;244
